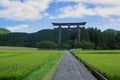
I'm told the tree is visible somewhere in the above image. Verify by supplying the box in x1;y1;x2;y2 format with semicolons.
80;41;95;49
0;28;119;50
61;43;71;49
36;41;57;49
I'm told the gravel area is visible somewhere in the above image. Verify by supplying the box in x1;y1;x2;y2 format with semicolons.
52;51;97;80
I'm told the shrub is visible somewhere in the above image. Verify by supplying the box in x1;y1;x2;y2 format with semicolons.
36;41;57;49
80;41;95;49
61;43;71;49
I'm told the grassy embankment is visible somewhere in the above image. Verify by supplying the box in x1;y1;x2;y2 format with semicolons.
72;50;120;80
0;46;64;80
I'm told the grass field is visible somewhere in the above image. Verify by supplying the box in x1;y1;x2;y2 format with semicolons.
0;46;63;80
72;50;120;80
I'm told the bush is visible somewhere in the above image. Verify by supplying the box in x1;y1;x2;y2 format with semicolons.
61;43;71;49
36;41;57;49
80;41;95;49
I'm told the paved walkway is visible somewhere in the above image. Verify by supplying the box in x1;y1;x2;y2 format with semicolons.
52;51;97;80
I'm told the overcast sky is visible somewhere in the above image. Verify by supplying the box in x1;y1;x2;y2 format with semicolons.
0;0;120;33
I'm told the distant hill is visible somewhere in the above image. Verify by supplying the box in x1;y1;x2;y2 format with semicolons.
0;29;72;47
31;29;72;43
0;28;120;49
104;29;120;35
0;28;11;34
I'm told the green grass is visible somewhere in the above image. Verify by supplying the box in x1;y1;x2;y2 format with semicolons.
72;50;120;80
0;28;11;34
0;46;63;80
0;46;37;51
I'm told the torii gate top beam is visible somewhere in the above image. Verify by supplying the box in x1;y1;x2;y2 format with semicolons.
52;22;86;26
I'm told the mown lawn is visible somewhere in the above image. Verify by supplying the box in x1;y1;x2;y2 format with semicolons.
72;50;120;80
0;46;63;80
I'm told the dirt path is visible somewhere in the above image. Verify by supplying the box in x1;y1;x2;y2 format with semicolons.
52;51;97;80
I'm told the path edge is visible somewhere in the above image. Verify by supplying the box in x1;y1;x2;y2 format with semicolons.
51;52;65;80
70;51;108;80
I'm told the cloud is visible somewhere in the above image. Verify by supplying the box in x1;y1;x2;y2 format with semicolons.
101;22;120;31
0;0;52;21
94;6;120;17
49;4;95;19
50;0;120;19
56;0;120;6
0;0;120;22
110;18;120;22
6;24;29;32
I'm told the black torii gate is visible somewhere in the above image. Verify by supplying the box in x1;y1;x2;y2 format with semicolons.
52;22;87;45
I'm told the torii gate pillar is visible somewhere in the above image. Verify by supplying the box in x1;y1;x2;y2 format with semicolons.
77;25;81;43
58;25;62;45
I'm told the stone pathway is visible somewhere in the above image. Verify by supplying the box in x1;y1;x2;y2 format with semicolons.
52;51;97;80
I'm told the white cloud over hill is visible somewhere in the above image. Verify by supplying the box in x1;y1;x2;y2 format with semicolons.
0;0;52;21
0;0;120;21
50;0;120;19
7;24;29;32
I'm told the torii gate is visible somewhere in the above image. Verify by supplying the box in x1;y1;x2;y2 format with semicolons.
52;22;87;45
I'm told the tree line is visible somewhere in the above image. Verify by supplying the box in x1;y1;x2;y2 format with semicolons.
0;28;120;50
